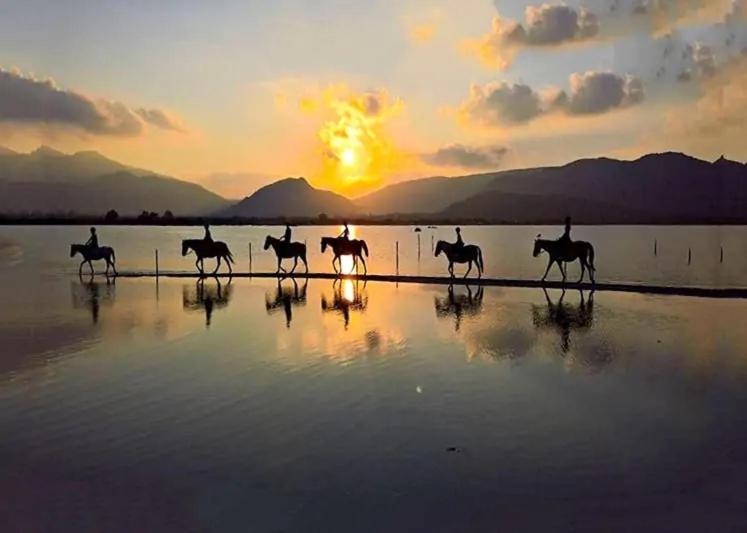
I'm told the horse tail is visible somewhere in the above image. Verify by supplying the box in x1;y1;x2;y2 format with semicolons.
226;250;235;264
361;240;369;257
111;248;116;263
477;247;484;274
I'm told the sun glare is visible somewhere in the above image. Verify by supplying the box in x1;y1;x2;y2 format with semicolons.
341;148;356;166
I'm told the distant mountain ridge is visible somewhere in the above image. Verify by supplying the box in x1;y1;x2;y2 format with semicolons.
358;152;747;223
221;177;358;218
0;146;228;216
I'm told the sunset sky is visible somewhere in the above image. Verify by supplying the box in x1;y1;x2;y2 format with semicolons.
0;0;745;198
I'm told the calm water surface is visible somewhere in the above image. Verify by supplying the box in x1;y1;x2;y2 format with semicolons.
1;226;747;532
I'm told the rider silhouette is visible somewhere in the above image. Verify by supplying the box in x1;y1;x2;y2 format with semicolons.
280;224;292;243
203;223;213;243
85;227;99;249
339;223;350;240
559;216;572;254
454;227;464;249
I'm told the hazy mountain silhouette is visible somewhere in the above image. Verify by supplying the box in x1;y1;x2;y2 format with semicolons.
359;152;747;223
0;146;228;215
221;177;358;218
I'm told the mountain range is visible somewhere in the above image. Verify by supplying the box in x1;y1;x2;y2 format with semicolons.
1;147;745;223
0;146;227;215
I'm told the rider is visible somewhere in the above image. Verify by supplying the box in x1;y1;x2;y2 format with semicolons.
203;223;213;243
280;224;292;243
339;222;350;241
454;227;464;250
85;227;99;250
558;216;572;255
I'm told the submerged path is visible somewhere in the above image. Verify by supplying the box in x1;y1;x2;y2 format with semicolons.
113;270;747;299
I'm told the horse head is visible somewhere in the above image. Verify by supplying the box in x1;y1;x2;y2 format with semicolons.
181;240;191;256
321;237;329;253
264;235;273;250
434;240;445;257
533;234;543;257
70;244;79;257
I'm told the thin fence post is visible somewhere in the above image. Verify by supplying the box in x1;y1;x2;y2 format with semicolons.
249;242;253;274
431;234;434;252
720;246;724;264
654;239;657;256
155;249;159;277
688;247;692;265
396;241;399;275
417;233;421;261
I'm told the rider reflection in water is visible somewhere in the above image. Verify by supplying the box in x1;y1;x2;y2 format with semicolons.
85;227;98;249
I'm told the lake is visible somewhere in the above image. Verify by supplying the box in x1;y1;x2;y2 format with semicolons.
1;225;747;532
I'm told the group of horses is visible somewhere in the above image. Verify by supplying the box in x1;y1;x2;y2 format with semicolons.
70;229;596;283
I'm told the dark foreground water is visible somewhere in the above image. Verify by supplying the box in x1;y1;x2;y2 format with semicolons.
1;272;746;532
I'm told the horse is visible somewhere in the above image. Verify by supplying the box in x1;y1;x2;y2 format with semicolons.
264;235;308;274
533;235;595;283
320;236;369;275
434;240;484;278
70;244;117;276
181;239;234;275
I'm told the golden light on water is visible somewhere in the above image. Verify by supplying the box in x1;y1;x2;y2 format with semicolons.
342;279;355;303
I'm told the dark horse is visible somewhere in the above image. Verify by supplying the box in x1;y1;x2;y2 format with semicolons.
321;237;369;275
434;240;484;278
264;236;308;274
181;239;234;275
533;235;595;283
70;244;117;276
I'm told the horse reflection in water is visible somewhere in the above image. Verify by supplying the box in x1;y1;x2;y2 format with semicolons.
532;288;601;361
182;276;233;328
434;284;484;332
265;277;308;328
71;274;116;324
321;279;368;329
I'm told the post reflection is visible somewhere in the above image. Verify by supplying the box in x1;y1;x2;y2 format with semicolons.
532;288;595;354
182;276;233;328
321;279;368;329
434;284;484;331
71;274;116;324
265;277;308;328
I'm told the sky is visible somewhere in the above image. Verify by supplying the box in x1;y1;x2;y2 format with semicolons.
0;0;745;198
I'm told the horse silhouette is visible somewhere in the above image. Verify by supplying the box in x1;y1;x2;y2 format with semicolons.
533;235;595;283
183;276;233;327
265;277;308;328
70;244;117;276
321;236;369;275
321;278;368;329
434;240;484;278
264;235;308;274
434;284;484;332
182;239;234;275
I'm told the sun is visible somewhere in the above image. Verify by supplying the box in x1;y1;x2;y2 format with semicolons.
341;147;356;166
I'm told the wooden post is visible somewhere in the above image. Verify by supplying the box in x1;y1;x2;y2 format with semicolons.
688;247;692;265
654;239;657;256
417;234;421;261
431;234;434;252
396;241;399;274
720;246;724;264
249;242;253;274
155;249;159;277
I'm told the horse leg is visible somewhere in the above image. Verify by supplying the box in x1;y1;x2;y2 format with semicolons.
578;260;586;284
541;257;553;282
557;260;566;283
464;261;472;279
290;257;298;274
89;260;95;275
79;259;86;275
448;262;454;278
195;257;202;274
226;255;233;274
358;255;367;275
213;256;221;275
302;254;308;273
